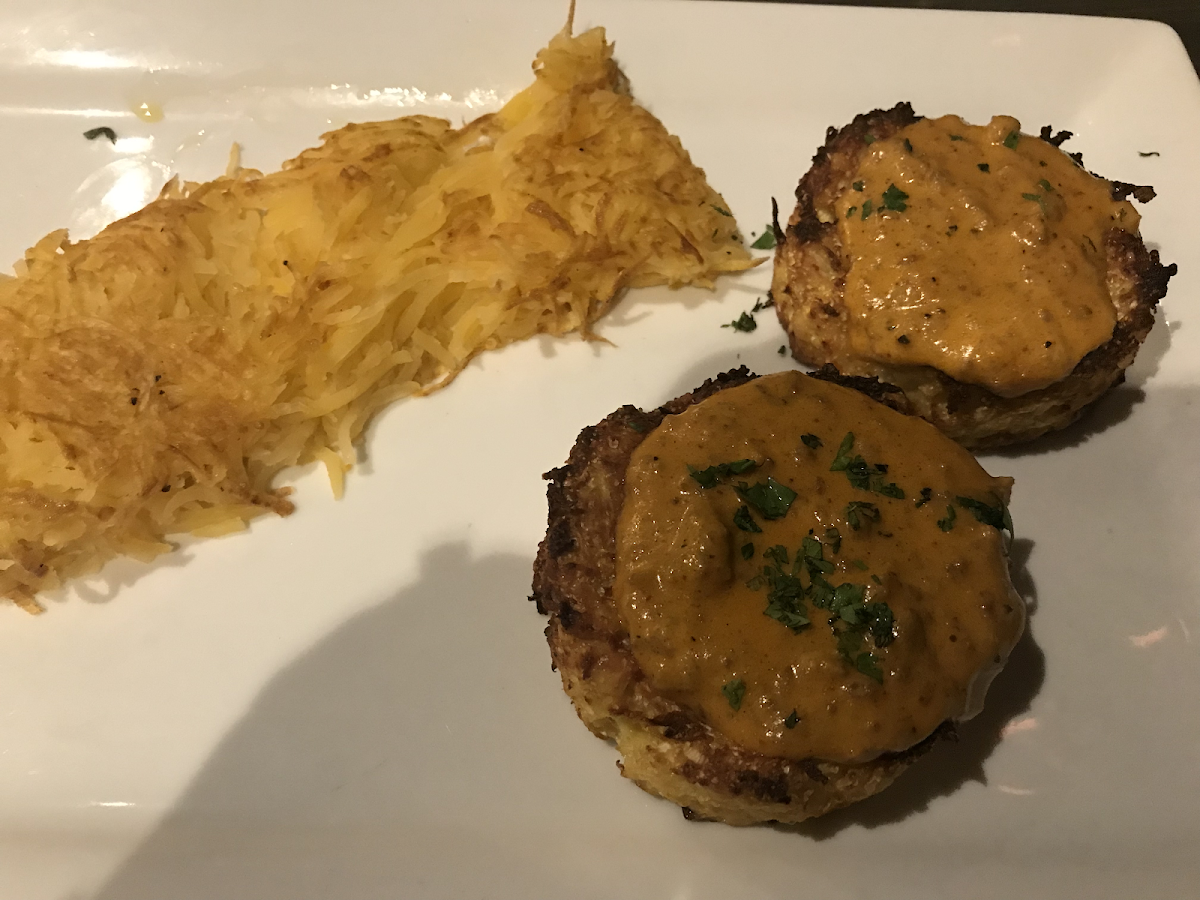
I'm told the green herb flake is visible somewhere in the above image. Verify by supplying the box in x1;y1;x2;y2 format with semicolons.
750;226;777;250
801;433;823;450
1138;150;1160;157
1037;178;1054;193
846;205;858;218
83;126;118;143
949;134;965;141
688;459;758;489
736;478;797;520
881;183;909;212
845;500;880;530
1003;130;1020;149
937;505;957;532
852;180;865;192
721;678;747;710
860;198;874;219
777;345;787;356
764;545;790;569
712;205;733;217
956;496;1014;536
830;433;856;471
871;574;883;585
851;559;869;570
741;542;755;560
752;296;775;312
977;162;990;172
914;487;933;508
824;527;842;555
783;710;800;729
756;545;810;633
733;505;762;533
855;651;884;682
864;134;876;145
903;138;913;153
722;311;757;332
1022;192;1042;203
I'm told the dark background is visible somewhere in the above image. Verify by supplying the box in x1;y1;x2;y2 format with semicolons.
737;0;1200;75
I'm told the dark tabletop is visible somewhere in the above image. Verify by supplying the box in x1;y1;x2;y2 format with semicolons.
738;0;1200;75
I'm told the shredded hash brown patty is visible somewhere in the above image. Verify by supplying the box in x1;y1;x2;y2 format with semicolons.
530;367;950;825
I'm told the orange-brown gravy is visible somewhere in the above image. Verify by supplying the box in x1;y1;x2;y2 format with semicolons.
614;372;1024;763
840;114;1137;398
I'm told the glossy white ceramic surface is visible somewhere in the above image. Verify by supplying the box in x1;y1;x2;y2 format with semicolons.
0;1;1197;898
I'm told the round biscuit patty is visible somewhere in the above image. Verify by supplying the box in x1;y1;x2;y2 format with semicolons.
771;103;1177;450
530;367;959;825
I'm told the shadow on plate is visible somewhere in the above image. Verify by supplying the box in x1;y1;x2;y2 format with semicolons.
790;619;1045;840
92;543;553;900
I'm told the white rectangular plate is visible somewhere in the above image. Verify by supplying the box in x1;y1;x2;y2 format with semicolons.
0;1;1198;898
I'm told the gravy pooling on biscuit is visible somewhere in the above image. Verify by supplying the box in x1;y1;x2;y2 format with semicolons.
613;371;1024;763
840;115;1138;398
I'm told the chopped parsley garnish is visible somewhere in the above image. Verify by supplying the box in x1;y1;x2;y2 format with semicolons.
736;477;797;520
777;345;787;355
949;134;965;141
722;311;757;332
881;184;909;212
1037;178;1054;193
845;500;880;530
733;505;762;533
860;198;874;219
759;547;810;632
722;679;746;710
831;596;894;684
801;535;834;577
712;205;733;217
1138;150;1160;157
688;459;758;488
851;559;869;570
1022;192;1046;213
741;542;755;560
956;495;1014;536
829;433;904;497
824;526;842;554
937;505;957;532
1003;130;1020;149
864;134;876;144
783;710;800;729
903;138;913;153
855;652;884;682
752;296;775;312
800;433;822;450
750;226;777;250
977;163;990;172
846;205;858;217
84;126;118;143
914;487;933;508
830;432;856;469
852;180;865;191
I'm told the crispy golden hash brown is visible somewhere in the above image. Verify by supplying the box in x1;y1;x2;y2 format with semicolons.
0;22;755;611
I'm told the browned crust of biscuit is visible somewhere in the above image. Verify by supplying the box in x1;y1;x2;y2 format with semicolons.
771;103;1177;450
530;367;945;826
